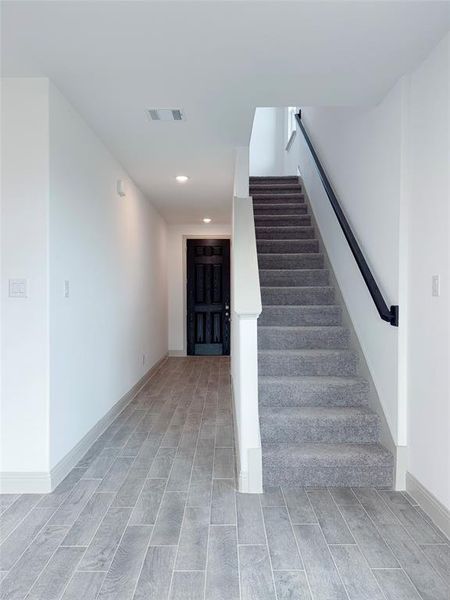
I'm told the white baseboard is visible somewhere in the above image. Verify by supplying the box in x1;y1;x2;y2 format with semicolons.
168;350;186;357
406;472;450;539
0;354;168;494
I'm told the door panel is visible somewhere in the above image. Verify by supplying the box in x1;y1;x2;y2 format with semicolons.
187;239;230;355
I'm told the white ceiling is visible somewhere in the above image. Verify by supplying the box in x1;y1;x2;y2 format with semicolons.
2;1;449;224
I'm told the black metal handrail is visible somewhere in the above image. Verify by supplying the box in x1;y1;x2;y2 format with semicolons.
295;111;399;326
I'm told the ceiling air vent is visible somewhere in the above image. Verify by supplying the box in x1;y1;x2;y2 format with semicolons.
147;108;186;122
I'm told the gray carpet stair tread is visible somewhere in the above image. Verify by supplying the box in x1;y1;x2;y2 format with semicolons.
257;325;349;349
258;374;369;388
262;443;394;467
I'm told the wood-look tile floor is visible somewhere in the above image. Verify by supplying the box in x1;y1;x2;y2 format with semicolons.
0;357;449;600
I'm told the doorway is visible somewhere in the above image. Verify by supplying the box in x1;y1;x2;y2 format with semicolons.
186;239;230;355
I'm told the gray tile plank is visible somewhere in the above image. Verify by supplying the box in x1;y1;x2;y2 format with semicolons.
377;491;446;543
0;494;42;543
37;469;85;508
328;487;359;505
306;489;354;544
134;545;177;600
329;544;384;599
293;524;347;600
187;477;212;508
339;504;399;568
236;493;266;545
62;492;114;546
213;447;235;478
206;525;239;600
97;525;152;600
77;506;132;571
150;491;186;545
169;571;205;600
61;571;106;600
130;478;166;525
112;467;148;507
352;488;398;526
239;544;277;600
215;423;233;447
262;506;303;570
0;495;19;510
148;447;177;478
420;543;450;585
83;447;120;479
260;487;285;507
0;525;68;600
282;487;317;524
376;522;448;600
211;479;236;525
120;431;148;457
48;479;100;527
372;569;422;600
273;571;312;600
26;546;84;600
96;457;134;493
0;507;54;569
175;506;209;570
166;447;196;492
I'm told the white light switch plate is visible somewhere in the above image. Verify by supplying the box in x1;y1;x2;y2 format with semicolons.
9;279;27;298
432;275;440;297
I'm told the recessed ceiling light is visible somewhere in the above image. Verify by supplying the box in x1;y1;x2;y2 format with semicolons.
203;217;212;224
176;175;189;183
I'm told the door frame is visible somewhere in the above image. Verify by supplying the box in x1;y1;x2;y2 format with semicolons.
180;235;231;356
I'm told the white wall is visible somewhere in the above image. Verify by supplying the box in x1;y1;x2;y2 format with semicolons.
1;79;50;474
292;33;449;507
1;78;168;488
168;223;230;355
297;81;405;446
406;33;450;510
249;108;286;176
48;83;168;470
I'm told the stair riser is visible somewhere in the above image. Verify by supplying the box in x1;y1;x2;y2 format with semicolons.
260;418;380;444
259;380;369;407
258;353;357;376
250;185;301;193
255;216;311;227
254;206;308;216
259;306;341;326
259;270;329;286
258;328;349;350
263;466;393;488
257;240;318;254
253;197;305;206
255;227;314;240
250;177;299;183
261;287;334;306
258;254;323;270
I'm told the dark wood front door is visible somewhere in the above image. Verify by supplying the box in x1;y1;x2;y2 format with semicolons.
187;239;230;356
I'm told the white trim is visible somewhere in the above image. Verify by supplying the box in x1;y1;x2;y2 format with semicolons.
406;472;450;539
168;350;186;357
231;373;262;494
285;129;297;151
0;354;168;494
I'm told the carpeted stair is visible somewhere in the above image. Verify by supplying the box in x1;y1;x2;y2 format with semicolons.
251;175;394;488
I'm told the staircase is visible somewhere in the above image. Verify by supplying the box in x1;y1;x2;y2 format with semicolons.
251;176;394;488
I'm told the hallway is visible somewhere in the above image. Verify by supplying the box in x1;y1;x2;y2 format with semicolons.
0;357;448;600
